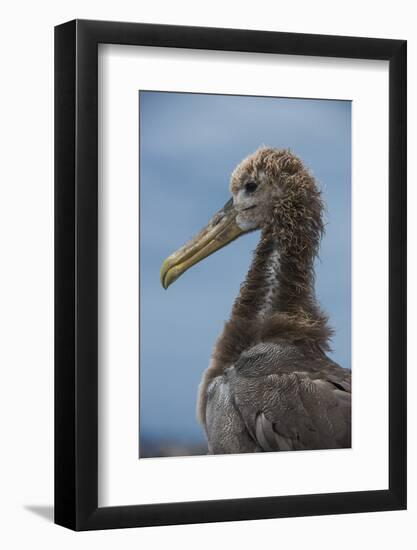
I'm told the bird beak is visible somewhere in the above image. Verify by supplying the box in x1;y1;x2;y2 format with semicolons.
160;198;245;289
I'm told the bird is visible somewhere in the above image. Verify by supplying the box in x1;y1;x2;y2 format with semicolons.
160;147;351;454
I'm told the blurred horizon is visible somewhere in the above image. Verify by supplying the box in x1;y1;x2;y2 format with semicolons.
139;91;351;457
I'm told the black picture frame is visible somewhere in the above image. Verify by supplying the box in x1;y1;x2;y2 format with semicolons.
55;19;407;531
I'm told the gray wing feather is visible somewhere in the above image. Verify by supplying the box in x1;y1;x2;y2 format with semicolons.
255;412;293;451
205;376;258;454
205;342;351;453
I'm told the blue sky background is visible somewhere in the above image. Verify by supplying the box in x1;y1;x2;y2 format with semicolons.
139;91;351;453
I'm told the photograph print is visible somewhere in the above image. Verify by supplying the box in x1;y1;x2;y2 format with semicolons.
139;91;351;458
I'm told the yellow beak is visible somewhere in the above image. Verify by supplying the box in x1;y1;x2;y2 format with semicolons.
160;199;244;289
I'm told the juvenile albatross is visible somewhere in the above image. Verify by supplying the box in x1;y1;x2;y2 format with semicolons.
161;147;351;453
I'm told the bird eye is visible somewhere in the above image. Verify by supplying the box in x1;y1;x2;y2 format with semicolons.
245;181;258;194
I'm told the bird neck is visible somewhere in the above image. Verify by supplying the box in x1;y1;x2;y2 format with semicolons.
203;226;332;419
206;226;332;380
231;227;321;322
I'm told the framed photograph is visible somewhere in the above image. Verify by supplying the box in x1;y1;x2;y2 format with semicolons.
55;19;406;530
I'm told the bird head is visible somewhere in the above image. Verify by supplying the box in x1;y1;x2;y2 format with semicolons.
160;147;324;289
